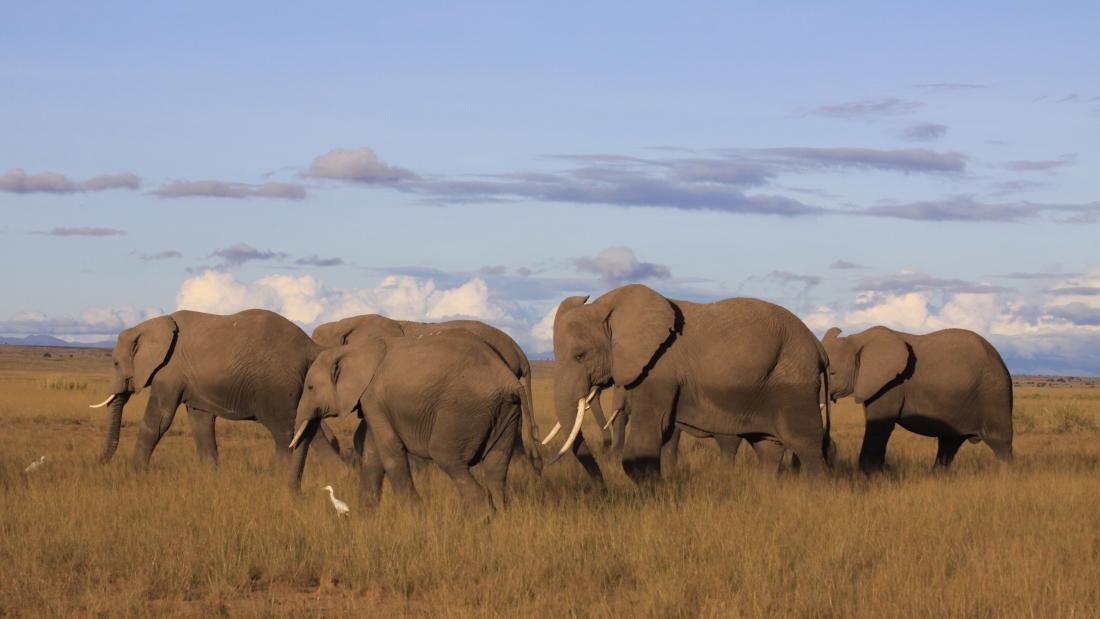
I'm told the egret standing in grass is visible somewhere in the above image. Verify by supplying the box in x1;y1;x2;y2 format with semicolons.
23;456;46;474
323;485;350;517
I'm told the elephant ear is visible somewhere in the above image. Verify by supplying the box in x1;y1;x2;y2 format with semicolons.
854;328;909;403
120;315;178;393
604;285;676;387
334;341;387;416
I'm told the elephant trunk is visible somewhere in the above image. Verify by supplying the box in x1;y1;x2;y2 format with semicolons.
100;393;130;463
518;372;543;475
548;387;598;465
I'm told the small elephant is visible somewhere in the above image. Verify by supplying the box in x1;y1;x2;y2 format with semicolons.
88;309;344;480
606;386;745;470
821;326;1013;473
288;331;539;515
312;315;556;460
552;284;832;484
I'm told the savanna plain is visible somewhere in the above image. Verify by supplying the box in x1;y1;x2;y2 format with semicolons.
1;345;1098;617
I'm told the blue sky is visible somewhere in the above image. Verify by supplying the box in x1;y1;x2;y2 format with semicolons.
2;2;1098;373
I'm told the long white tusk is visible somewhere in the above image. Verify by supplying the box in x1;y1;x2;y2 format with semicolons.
602;408;621;431
540;422;562;446
89;394;117;409
288;422;310;449
548;387;599;465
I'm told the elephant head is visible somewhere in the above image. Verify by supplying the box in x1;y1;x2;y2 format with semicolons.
551;285;676;470
821;326;910;404
289;342;387;454
90;315;178;462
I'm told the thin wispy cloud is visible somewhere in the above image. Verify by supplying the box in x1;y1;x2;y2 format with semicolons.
912;83;989;92
1;169;140;194
810;97;921;120
295;255;345;267
209;243;288;267
829;260;866;270
136;250;183;261
31;227;127;237
153;180;306;200
1001;154;1076;173
899;122;948;142
860;196;1100;223
856;271;1014;295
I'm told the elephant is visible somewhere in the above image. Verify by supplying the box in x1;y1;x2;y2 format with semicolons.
88;309;344;478
314;314;599;455
288;330;539;516
551;284;832;484
820;326;1013;472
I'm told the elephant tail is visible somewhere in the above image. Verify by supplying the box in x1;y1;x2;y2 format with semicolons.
518;371;544;475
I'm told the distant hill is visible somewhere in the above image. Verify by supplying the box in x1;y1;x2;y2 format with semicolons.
0;335;114;348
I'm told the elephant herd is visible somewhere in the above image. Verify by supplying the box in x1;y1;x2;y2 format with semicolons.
88;284;1014;516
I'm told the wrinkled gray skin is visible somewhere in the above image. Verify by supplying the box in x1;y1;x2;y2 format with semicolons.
93;310;344;481
553;284;831;484
821;326;1013;473
289;331;535;517
313;315;558;454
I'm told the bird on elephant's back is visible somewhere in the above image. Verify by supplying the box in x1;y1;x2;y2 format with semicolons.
88;309;347;478
548;284;833;484
820;326;1013;473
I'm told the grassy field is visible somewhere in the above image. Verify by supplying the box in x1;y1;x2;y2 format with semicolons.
1;346;1098;617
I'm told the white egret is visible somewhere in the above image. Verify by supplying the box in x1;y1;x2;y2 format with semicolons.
24;456;46;473
323;485;350;517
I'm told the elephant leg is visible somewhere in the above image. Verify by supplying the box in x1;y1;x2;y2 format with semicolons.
660;426;682;471
437;458;493;519
611;409;627;454
859;417;896;474
934;436;966;469
986;439;1013;465
747;436;785;477
131;383;183;469
364;409;419;502
356;421;385;506
571;432;606;486
186;406;218;464
482;423;518;511
715;434;743;469
587;395;613;450
314;421;347;466
353;416;367;464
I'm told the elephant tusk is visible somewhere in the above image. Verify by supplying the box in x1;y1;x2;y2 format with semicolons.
585;387;599;405
288;422;310;450
540;422;562;446
89;394;117;409
602;408;621;431
548;387;599;465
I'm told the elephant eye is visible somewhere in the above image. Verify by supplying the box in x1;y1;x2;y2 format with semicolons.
574;351;586;361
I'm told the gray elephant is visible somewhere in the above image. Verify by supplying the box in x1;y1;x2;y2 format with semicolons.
316;314;619;451
551;284;832;483
88;309;343;479
288;331;538;516
820;326;1013;472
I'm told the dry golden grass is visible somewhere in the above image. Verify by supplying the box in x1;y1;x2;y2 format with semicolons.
1;347;1099;616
